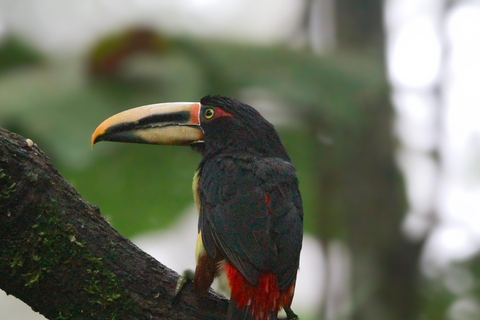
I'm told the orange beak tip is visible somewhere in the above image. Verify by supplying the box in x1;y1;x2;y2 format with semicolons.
91;120;109;148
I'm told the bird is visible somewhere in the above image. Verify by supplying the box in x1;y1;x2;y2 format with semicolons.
91;95;303;320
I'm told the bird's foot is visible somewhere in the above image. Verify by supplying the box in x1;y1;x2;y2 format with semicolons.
174;269;194;301
284;306;299;320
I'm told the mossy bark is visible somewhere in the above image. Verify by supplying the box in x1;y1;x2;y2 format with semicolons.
0;127;228;319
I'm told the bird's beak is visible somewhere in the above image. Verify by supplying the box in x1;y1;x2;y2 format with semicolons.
91;102;204;146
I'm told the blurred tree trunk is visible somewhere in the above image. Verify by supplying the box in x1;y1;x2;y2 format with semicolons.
310;1;424;320
336;0;384;49
313;91;422;320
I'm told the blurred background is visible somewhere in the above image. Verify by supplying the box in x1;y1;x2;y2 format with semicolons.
1;0;480;319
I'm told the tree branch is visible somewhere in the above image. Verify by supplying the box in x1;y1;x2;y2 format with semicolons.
0;127;228;319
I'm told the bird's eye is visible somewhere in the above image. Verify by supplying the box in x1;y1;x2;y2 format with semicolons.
204;108;215;120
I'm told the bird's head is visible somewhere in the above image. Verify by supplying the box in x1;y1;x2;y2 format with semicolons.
92;95;289;159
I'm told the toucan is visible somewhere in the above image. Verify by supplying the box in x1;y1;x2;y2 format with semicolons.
91;95;303;320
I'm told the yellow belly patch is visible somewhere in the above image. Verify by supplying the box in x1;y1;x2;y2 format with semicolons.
195;231;206;263
192;170;201;214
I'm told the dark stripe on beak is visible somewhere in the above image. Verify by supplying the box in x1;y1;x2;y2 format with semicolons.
104;111;192;136
137;111;191;127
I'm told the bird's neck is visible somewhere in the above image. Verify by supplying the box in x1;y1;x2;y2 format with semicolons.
200;135;290;162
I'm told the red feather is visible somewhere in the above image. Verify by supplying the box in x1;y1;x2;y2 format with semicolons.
265;194;271;215
225;262;294;320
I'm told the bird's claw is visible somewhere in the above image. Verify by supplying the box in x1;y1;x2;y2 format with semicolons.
174;269;194;299
284;306;299;320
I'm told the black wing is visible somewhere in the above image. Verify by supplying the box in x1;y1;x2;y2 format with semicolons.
198;154;303;289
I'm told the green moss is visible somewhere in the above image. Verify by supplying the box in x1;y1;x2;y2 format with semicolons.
10;252;24;268
0;168;16;199
55;311;71;320
26;171;39;182
3;199;134;319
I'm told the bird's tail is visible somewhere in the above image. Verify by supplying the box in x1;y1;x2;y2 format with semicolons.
227;300;277;320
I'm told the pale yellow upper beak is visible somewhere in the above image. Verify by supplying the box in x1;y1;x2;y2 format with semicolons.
91;102;204;147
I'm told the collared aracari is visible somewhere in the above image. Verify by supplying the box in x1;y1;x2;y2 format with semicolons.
91;95;303;320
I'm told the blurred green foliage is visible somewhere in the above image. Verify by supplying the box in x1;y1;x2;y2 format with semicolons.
0;37;43;73
1;32;356;237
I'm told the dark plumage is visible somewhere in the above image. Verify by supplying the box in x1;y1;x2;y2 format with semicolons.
194;96;303;320
92;95;303;320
